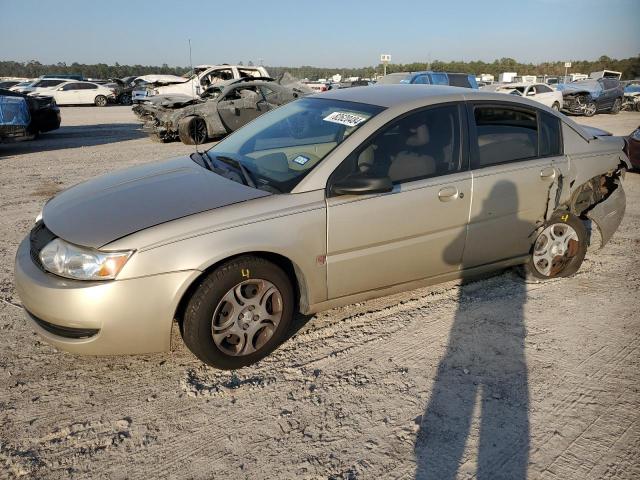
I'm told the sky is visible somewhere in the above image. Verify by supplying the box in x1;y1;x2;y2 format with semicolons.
1;0;638;68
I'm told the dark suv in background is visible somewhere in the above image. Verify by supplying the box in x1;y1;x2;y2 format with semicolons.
377;71;478;89
557;77;624;116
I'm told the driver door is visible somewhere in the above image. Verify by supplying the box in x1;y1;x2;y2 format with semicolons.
217;86;265;131
325;104;472;299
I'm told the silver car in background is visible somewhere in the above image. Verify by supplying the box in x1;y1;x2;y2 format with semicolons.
15;85;629;369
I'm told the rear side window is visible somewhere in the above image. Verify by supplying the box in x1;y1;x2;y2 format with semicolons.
538;112;562;157
473;106;538;167
535;84;553;93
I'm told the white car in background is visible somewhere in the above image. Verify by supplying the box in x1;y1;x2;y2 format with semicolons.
31;81;116;106
495;83;563;110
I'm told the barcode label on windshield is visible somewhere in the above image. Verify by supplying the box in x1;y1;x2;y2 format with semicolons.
323;111;367;127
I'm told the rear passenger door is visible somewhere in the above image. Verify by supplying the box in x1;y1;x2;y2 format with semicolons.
462;103;562;268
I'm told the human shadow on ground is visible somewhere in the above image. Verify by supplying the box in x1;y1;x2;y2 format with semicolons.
415;180;531;479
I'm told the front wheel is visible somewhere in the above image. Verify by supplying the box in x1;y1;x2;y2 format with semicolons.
551;102;560;111
181;256;294;369
583;101;597;117
94;95;108;107
523;212;587;280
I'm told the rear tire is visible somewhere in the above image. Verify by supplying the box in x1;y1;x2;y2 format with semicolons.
94;95;108;107
181;256;295;369
520;212;587;281
551;102;560;111
610;98;622;114
178;116;208;145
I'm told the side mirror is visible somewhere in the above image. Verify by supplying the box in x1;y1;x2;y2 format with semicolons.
331;174;393;196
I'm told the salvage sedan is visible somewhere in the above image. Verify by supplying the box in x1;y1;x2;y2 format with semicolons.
15;86;630;369
133;77;310;144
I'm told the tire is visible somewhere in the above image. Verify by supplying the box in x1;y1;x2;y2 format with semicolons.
182;256;295;369
610;98;622;114
119;93;132;105
94;95;108;107
551;102;560;111
521;212;587;281
583;102;596;117
178;116;208;145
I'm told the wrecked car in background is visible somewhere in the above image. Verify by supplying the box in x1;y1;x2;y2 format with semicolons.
132;65;269;103
0;88;60;142
493;82;563;110
626;126;640;170
556;77;624;116
621;82;640;112
133;75;312;144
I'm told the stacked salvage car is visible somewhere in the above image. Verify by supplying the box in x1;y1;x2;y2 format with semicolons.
132;74;313;144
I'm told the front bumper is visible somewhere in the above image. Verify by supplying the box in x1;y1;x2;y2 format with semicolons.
14;237;198;355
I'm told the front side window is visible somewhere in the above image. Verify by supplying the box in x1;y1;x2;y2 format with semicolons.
331;104;462;186
413;75;430;85
38;80;65;88
61;83;81;91
472;106;538;167
205;98;384;193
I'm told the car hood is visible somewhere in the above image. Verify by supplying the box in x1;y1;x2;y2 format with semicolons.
556;81;601;98
42;156;271;248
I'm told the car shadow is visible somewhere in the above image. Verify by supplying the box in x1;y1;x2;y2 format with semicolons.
415;180;530;479
0;123;146;156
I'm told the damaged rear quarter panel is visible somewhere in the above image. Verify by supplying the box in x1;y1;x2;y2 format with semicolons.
554;122;629;248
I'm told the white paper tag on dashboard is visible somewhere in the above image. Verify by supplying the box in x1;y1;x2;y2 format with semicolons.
292;155;310;165
323;111;367;127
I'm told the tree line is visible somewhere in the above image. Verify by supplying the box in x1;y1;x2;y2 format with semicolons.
1;55;638;81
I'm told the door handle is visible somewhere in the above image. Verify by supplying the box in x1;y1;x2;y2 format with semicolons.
540;167;556;180
438;186;459;202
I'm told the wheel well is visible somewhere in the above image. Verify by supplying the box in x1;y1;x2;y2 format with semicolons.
173;252;302;329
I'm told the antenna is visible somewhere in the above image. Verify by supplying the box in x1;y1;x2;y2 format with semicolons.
188;38;199;153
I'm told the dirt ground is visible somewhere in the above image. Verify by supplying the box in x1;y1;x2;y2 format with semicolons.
1;106;639;480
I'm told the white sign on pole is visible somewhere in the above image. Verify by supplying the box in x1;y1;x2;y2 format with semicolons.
380;54;391;63
564;62;572;68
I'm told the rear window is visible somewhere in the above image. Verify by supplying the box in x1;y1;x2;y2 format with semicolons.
447;73;472;88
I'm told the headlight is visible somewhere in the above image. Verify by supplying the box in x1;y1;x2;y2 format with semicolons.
632;129;640;141
39;238;133;280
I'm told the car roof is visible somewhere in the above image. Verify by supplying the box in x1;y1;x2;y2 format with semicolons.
314;84;479;107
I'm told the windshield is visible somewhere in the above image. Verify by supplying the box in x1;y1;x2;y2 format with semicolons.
204;97;384;193
378;73;410;84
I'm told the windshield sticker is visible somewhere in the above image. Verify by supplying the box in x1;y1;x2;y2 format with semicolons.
323;111;368;127
292;155;310;165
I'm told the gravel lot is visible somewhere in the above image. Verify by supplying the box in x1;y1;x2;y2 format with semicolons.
1;106;639;479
